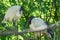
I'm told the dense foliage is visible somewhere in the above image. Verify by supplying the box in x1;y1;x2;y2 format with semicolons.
0;0;60;40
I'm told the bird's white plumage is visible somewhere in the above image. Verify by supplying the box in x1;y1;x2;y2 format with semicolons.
30;17;47;31
29;17;53;38
2;5;23;23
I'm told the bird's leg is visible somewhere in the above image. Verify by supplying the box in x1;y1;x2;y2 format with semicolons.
34;32;37;40
42;30;51;38
34;32;41;40
13;22;18;40
37;32;41;40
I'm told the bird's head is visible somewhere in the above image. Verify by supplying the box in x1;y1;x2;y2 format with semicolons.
27;16;35;24
19;6;25;17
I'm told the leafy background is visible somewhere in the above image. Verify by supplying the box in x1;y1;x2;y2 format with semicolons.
0;0;60;40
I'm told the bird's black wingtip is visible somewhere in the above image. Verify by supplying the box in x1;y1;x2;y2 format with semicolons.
47;29;54;38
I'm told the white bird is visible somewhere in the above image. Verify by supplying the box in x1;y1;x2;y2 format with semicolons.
1;5;24;31
27;16;54;39
2;5;24;24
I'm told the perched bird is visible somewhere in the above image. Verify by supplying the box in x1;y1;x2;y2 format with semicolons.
2;5;24;25
1;5;24;30
27;16;54;39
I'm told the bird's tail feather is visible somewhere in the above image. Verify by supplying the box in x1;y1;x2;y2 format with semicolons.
47;29;54;38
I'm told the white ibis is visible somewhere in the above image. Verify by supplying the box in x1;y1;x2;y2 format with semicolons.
2;5;24;24
27;16;54;39
1;5;24;31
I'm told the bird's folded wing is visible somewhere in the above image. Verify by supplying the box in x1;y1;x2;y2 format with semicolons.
30;18;47;30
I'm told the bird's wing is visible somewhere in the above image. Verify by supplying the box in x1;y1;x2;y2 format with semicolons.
30;18;47;31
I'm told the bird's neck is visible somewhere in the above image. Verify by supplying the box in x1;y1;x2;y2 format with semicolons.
27;16;34;24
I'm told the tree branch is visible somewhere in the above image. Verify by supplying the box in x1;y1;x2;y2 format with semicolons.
0;21;60;36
